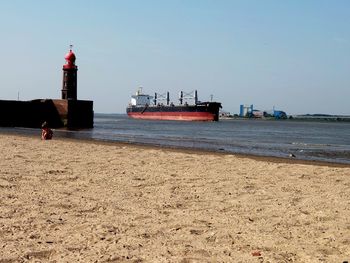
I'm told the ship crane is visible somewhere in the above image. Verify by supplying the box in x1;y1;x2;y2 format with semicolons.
154;92;170;105
179;90;198;105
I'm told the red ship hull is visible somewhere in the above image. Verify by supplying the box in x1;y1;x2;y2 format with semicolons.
127;111;216;121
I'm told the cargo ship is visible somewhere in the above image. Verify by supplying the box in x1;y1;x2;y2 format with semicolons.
126;88;222;121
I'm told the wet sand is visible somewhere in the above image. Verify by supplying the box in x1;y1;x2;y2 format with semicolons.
0;134;349;262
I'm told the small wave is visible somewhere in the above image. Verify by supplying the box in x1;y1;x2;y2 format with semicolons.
292;142;308;146
291;142;334;147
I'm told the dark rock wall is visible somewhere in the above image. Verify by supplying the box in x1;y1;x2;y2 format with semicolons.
0;99;93;129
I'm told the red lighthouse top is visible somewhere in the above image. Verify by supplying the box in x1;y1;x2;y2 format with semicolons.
63;45;77;69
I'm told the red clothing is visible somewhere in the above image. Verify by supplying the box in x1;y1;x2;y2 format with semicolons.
41;128;53;140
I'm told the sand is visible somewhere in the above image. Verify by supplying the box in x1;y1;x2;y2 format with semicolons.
0;134;349;262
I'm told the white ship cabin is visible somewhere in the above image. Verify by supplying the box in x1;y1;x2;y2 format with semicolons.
130;89;153;106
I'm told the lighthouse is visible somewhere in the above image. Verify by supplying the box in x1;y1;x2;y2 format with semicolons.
0;45;93;129
62;45;78;100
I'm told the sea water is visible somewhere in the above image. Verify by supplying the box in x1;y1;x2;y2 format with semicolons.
1;113;350;164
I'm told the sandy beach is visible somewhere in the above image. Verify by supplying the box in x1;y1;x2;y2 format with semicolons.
0;134;349;262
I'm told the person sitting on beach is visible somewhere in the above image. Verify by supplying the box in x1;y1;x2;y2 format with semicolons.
41;122;53;140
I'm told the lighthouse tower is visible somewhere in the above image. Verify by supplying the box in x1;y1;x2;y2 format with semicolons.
62;45;78;100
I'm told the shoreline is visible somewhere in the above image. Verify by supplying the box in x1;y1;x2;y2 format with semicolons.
3;131;350;168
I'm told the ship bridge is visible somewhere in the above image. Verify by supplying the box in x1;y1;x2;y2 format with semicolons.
131;88;153;106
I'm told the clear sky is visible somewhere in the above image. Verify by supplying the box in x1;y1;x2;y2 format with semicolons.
0;0;349;115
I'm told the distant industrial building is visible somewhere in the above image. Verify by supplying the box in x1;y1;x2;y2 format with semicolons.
239;104;287;119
